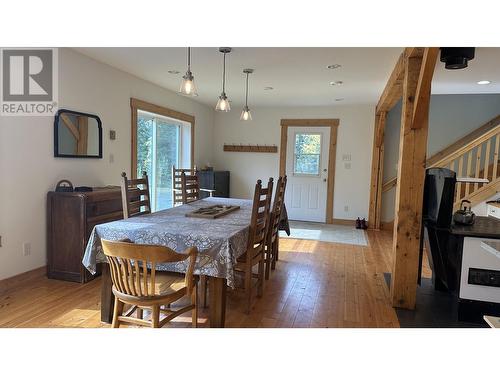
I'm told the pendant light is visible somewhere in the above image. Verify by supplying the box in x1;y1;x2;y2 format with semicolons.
215;47;232;112
240;68;253;121
179;47;197;96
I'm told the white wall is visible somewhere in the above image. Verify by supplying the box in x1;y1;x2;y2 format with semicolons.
381;93;500;222
213;105;375;221
0;48;214;280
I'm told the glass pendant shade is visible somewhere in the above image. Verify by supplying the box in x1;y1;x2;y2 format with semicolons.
215;93;231;112
215;48;232;112
240;105;252;121
179;47;197;96
240;68;253;121
179;70;197;96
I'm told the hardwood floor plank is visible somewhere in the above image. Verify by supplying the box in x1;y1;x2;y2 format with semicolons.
0;230;406;328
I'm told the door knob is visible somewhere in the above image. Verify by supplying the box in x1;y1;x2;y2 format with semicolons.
323;178;327;182
323;169;327;172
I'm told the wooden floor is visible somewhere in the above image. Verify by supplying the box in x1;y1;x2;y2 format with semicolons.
0;229;430;328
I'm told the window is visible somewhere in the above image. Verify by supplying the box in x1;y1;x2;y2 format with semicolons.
293;133;322;175
131;99;194;212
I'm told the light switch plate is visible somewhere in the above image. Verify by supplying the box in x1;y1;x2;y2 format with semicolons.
342;154;351;161
109;130;116;140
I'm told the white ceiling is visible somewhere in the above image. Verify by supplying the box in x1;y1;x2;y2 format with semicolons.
433;48;500;95
74;47;500;108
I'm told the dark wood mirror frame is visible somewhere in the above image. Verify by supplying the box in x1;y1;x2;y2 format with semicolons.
54;109;103;158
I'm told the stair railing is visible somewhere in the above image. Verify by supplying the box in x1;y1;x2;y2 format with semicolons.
429;124;500;208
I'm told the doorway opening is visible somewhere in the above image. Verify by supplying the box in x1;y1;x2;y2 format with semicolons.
279;119;339;223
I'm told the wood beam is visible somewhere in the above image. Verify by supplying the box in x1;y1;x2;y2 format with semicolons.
376;53;405;114
60;114;80;141
412;48;439;129
390;52;430;309
376;111;387;147
405;47;425;58
77;116;88;155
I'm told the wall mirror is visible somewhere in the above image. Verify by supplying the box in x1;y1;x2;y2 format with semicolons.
54;109;103;158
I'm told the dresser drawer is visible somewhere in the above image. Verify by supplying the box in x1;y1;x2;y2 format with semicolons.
87;198;123;218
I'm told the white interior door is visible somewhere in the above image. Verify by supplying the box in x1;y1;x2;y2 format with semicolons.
285;126;330;222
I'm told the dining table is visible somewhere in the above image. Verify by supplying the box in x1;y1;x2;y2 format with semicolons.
83;196;287;327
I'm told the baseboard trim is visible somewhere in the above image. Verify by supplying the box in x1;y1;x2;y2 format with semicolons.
0;266;46;288
331;218;357;226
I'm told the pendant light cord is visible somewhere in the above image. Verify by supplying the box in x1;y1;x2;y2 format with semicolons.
222;52;226;93
187;47;191;71
245;72;249;107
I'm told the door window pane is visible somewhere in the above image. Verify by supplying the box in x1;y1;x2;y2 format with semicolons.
136;111;183;211
294;133;321;175
137;116;153;182
155;120;180;210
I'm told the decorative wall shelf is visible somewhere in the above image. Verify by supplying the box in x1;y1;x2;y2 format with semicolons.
223;144;278;153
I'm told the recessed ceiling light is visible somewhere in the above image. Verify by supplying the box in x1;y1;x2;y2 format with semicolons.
334;98;344;102
264;86;274;90
477;80;491;85
168;70;180;74
330;81;343;86
327;64;341;69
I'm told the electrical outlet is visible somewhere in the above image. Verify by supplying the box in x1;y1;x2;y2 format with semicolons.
344;162;351;169
23;242;31;256
344;205;349;212
109;153;114;163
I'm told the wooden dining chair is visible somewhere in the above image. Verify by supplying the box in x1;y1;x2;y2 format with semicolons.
180;172;202;204
265;175;287;280
172;165;196;206
120;172;152;219
234;178;273;314
101;239;199;328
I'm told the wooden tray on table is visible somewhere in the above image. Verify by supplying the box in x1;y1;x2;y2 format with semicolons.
185;205;240;219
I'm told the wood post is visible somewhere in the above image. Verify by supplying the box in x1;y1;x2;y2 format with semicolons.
390;49;435;309
368;112;386;229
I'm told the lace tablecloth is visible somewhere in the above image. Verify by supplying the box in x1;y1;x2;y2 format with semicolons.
83;197;254;288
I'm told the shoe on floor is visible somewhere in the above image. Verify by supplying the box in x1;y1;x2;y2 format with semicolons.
361;218;368;230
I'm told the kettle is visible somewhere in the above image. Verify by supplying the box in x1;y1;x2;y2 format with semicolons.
453;199;475;225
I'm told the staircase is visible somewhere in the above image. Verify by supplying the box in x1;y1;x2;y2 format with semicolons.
382;115;500;211
429;123;500;210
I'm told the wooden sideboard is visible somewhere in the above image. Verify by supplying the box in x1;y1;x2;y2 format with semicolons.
47;187;123;283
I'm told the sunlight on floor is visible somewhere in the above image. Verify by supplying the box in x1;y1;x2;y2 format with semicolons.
281;221;368;246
